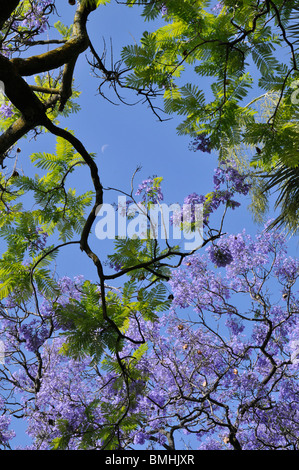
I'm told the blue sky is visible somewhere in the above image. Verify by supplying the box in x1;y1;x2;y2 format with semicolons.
4;0;299;448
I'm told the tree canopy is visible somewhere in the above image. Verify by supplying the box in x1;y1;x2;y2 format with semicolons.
0;0;298;451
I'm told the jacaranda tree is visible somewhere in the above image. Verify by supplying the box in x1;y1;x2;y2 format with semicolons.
0;0;298;450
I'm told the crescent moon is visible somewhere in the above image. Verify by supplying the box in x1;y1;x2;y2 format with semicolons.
101;144;109;153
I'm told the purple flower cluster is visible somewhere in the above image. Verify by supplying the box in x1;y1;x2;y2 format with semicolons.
189;134;212;154
161;4;168;16
135;177;164;204
0;149;297;452
208;241;233;267
212;2;223;13
0;399;15;446
207;163;251;216
213;164;251;195
183;193;205;221
19;320;50;352
172;163;251;229
0;103;14;119
107;260;122;272
2;223;299;450
0;0;54;66
56;275;84;306
171;192;205;229
28;227;48;253
13;0;53;37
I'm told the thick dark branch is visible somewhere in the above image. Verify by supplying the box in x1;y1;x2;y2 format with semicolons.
10;2;97;77
268;0;298;70
59;57;78;111
0;118;32;167
0;0;20;30
10;38;87;77
23;39;67;47
29;85;60;95
42;120;104;257
0;54;46;123
0;52;55;164
0;1;98;161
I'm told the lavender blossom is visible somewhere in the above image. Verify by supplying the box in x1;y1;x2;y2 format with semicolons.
189;134;212;154
135;177;164;203
208;242;234;267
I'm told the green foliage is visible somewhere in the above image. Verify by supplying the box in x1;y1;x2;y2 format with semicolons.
120;0;299;231
54;21;73;40
0;134;93;300
56;280;121;362
58;273;171;362
260;164;299;233
33;73;81;122
107;235;175;286
14;136;93;241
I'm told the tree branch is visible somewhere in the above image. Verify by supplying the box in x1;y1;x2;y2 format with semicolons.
0;0;21;30
10;2;97;77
